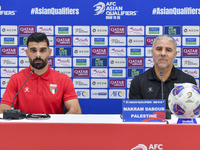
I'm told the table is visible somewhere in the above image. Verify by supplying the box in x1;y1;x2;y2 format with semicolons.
0;114;199;150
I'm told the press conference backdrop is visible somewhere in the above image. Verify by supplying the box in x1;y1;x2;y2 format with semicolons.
0;0;200;114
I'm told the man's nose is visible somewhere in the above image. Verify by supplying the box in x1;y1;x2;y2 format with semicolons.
161;49;166;56
36;51;41;58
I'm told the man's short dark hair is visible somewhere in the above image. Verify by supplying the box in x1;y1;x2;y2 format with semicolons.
27;32;49;47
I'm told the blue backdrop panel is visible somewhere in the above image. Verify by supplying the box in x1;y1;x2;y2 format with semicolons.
0;0;200;114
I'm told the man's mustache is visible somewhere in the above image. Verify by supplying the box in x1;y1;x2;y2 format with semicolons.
33;58;43;61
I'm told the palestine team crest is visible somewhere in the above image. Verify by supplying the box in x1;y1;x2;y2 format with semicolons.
50;84;57;94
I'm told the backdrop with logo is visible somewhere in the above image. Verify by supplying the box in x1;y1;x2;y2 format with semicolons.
0;0;200;114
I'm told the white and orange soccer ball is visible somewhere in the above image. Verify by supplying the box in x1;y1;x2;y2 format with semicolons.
168;83;200;118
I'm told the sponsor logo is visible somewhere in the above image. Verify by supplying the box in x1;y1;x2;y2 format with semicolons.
109;68;126;77
91;79;108;88
19;36;28;46
164;26;181;35
146;26;163;35
19;57;29;67
19;26;35;35
131;144;163;150
127;79;132;88
73;47;90;56
19;47;27;56
146;37;156;46
37;26;53;35
91;26;108;35
1;68;17;77
73;58;89;67
186;38;196;45
1;47;17;56
109;79;126;88
109;37;126;46
183;26;199;35
91;89;108;98
109;89;125;98
182;58;199;67
31;7;79;15
58;27;69;34
73;26;90;35
73;79;89;88
109;26;126;35
47;36;54;46
145;58;154;67
48;58;54;67
182;69;199;78
55;58;71;67
92;47;108;56
50;84;57;94
128;37;144;46
91;58;108;67
1;89;6;98
128;47;144;56
145;47;152;56
1;57;17;66
128;58;144;67
109;58;126;67
1;78;9;88
173;37;181;46
173;58;181;67
1;26;17;35
73;37;90;46
127;26;144;35
55;37;71;45
76;89;90;98
55;68;71;77
55;26;72;35
73;68;90;77
1;36;17;45
55;47;71;56
182;47;199;57
91;37;108;46
128;69;144;78
0;6;16;15
91;68;108;77
152;7;200;15
182;37;199;46
109;47;126;56
93;2;138;20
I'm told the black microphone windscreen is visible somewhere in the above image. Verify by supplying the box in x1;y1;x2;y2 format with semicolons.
31;69;34;73
160;72;163;76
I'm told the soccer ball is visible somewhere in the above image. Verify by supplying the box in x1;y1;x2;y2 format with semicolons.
168;83;200;118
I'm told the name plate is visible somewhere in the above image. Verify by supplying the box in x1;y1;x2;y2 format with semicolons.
122;99;166;122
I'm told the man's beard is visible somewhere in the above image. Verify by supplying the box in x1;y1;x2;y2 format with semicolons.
29;57;48;69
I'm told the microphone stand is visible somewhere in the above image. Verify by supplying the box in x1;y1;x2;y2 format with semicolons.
3;70;34;119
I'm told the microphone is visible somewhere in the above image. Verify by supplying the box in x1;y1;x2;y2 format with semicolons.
160;72;171;119
3;69;34;119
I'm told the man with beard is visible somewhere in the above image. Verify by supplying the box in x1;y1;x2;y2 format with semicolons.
0;32;82;114
129;34;196;109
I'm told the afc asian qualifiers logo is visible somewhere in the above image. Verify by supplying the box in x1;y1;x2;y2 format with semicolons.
131;144;163;150
93;2;105;15
93;2;138;20
50;84;57;94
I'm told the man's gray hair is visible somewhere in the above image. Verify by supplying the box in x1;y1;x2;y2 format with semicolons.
152;34;177;51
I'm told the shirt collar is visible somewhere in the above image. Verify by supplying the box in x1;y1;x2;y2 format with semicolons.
148;65;178;81
27;65;51;80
